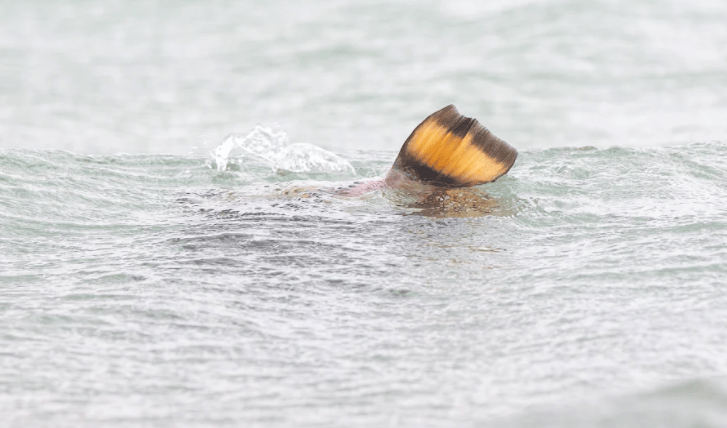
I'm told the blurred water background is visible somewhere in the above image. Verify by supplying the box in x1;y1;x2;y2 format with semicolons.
3;0;727;154
2;0;727;427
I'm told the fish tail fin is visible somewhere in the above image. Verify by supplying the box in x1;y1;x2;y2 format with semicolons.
391;105;517;186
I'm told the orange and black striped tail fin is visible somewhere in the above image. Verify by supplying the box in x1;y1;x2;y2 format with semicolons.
391;105;517;187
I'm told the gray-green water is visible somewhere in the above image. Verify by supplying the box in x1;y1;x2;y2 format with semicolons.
2;1;727;427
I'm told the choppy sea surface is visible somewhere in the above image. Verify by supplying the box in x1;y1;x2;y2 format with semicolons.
2;0;727;427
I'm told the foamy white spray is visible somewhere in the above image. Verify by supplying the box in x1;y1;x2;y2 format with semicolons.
211;125;355;174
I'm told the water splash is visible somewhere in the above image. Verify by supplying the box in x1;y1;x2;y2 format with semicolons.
210;125;355;174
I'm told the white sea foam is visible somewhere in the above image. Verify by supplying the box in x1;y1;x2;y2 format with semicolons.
211;125;355;174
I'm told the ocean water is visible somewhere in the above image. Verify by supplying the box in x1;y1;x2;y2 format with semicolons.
2;0;727;427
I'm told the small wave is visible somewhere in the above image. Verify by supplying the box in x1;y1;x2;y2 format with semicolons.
210;125;356;175
498;377;727;428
